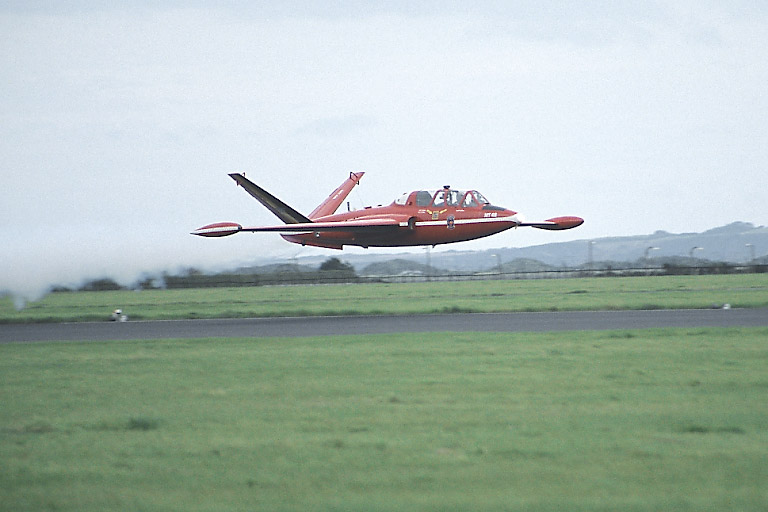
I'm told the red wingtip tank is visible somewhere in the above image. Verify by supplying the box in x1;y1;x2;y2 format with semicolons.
542;216;584;230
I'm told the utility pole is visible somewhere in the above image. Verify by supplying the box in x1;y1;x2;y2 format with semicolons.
492;254;502;279
644;246;659;268
644;246;659;260
746;243;755;263
424;245;432;281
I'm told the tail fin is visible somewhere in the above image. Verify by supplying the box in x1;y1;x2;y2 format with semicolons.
308;172;364;219
228;173;311;224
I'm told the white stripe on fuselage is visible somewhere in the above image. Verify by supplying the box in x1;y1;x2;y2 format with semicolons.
399;215;521;228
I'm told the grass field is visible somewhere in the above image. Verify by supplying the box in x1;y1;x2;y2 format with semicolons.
2;273;768;323
2;328;767;511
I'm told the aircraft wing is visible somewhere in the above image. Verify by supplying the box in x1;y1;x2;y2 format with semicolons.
192;218;405;237
241;218;403;233
517;216;584;231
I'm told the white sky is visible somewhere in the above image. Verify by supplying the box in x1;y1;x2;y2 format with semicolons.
2;1;767;299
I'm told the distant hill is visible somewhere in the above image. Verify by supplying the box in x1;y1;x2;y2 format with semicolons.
308;222;768;273
234;262;317;275
420;222;768;272
500;258;558;272
513;221;766;268
232;222;767;275
361;258;438;276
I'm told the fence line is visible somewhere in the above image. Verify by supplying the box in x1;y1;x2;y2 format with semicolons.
63;264;767;292
147;264;766;290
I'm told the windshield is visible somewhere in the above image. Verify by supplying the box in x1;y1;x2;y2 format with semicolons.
472;191;490;204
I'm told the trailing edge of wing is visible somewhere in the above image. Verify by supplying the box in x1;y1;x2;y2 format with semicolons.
240;218;405;234
193;218;406;237
228;173;311;224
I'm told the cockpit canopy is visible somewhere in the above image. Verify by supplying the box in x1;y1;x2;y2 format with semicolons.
394;189;491;208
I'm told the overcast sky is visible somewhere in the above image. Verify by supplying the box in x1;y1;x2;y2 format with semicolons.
2;1;767;300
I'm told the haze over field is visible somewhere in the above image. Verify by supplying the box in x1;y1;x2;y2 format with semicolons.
2;1;767;301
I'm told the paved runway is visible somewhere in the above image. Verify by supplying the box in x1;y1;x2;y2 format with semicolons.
2;308;767;343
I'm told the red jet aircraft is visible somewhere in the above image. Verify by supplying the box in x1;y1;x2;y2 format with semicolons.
192;172;583;249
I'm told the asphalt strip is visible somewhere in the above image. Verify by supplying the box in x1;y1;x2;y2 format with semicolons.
1;309;767;343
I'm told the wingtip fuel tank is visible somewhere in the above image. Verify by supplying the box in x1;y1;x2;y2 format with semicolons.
191;222;242;237
542;216;584;230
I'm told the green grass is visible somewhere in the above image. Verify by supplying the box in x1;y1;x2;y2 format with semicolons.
2;273;767;323
2;328;767;511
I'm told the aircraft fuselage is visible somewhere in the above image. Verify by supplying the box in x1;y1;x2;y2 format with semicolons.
281;189;521;249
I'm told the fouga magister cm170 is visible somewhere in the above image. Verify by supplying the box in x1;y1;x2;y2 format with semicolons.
192;172;583;249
